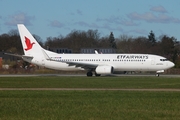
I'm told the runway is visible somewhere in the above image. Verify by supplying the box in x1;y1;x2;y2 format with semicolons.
0;74;180;77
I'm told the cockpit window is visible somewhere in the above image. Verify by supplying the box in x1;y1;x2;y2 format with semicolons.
160;59;168;61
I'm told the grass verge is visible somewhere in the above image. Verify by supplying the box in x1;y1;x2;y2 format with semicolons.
0;91;180;120
0;76;180;89
0;76;180;120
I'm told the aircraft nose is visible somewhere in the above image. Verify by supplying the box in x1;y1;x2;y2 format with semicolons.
169;61;175;68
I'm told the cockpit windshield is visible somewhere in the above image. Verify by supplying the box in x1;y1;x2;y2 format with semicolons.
160;59;168;61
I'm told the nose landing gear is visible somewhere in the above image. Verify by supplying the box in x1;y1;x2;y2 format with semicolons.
156;73;160;77
156;70;164;77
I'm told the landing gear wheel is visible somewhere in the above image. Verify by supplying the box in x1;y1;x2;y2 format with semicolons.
87;71;93;77
156;73;160;77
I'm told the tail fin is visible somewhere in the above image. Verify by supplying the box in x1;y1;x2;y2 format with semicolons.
17;24;43;57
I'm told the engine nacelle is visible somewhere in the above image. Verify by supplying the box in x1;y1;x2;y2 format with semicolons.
95;65;113;74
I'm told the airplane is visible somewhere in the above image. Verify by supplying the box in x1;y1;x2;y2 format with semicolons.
6;24;175;77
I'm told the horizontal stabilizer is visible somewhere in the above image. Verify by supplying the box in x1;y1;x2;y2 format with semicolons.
4;52;23;58
4;52;33;59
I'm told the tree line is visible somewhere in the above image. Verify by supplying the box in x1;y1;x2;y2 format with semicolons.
0;29;180;68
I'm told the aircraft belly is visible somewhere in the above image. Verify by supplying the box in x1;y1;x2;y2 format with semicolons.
114;62;149;71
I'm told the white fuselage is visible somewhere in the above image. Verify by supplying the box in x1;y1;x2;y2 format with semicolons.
25;53;174;73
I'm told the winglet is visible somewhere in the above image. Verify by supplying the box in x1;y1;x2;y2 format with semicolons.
95;50;99;54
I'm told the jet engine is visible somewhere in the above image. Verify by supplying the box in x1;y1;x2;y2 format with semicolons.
95;65;113;74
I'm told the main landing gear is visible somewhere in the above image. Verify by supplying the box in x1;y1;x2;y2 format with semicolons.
86;71;101;77
87;71;93;77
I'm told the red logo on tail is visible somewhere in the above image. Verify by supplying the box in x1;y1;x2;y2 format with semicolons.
24;37;35;51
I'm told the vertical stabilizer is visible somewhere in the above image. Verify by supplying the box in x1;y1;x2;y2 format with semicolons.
17;24;43;57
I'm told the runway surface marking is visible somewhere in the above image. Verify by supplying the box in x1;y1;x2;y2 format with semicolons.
0;88;180;91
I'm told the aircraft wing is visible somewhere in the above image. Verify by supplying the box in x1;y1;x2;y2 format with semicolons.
42;49;98;70
4;53;33;59
49;59;98;70
65;61;98;70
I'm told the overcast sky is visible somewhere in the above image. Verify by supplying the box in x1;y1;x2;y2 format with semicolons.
1;0;180;41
